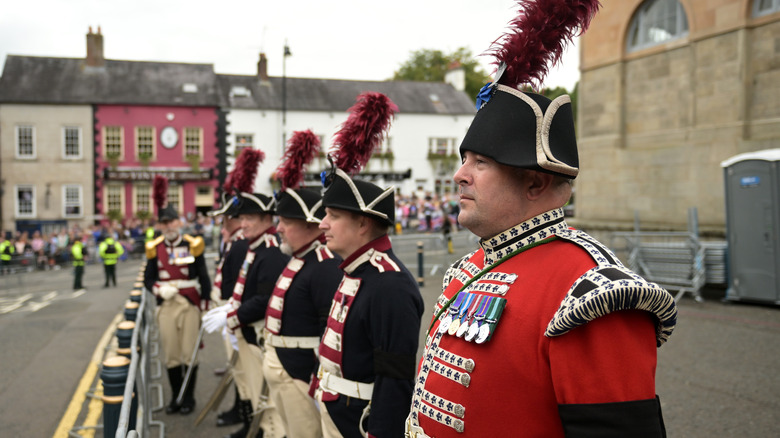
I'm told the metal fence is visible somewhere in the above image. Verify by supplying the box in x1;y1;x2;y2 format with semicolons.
608;208;727;302
67;263;165;438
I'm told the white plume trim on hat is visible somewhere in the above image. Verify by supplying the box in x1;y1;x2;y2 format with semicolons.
284;188;323;224
334;168;394;222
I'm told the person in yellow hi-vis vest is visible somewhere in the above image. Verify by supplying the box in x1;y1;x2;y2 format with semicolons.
99;235;124;288
0;232;14;275
71;235;86;290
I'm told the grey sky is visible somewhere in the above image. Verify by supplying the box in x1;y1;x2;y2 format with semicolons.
0;0;580;91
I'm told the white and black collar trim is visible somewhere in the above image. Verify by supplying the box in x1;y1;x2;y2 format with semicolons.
480;208;568;265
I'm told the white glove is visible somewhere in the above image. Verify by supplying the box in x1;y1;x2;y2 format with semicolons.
158;284;178;300
202;304;230;333
223;327;239;351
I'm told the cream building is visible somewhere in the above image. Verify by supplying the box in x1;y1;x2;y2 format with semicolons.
0;104;94;233
576;0;780;233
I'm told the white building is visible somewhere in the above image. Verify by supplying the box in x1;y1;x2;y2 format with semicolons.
217;54;476;199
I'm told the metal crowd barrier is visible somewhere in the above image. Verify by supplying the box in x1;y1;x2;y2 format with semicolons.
110;272;165;438
66;262;165;438
608;208;727;302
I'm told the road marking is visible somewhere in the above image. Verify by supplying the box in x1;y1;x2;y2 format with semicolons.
42;291;58;301
0;293;33;314
26;301;51;312
52;312;124;438
70;290;86;299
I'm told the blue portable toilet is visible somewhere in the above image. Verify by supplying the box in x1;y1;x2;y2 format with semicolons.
721;149;780;305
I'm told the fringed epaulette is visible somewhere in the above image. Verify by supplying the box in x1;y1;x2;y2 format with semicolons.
183;234;205;257
545;229;678;347
145;235;164;259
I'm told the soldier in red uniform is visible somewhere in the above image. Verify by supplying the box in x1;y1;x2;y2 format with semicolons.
405;1;678;437
144;176;212;415
314;92;425;438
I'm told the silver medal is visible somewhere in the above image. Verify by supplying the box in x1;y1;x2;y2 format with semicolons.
476;323;491;344
438;315;452;334
465;322;480;341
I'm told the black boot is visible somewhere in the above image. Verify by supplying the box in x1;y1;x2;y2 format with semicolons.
224;399;253;438
179;365;198;415
217;385;242;427
165;366;183;414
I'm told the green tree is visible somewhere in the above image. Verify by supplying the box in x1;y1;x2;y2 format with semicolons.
393;48;492;101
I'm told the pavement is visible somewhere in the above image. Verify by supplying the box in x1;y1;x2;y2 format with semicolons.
3;230;779;437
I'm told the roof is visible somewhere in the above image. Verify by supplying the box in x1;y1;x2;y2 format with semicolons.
0;54;476;115
721;148;780;167
217;75;476;115
0;55;222;106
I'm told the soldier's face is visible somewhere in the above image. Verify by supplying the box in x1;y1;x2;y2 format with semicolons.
319;208;362;259
160;219;180;241
277;216;319;254
453;151;529;239
240;213;272;240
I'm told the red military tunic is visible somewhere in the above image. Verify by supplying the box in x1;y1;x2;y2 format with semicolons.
407;208;677;437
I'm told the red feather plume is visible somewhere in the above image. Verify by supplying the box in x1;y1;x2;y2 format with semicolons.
332;92;398;175
153;175;168;210
276;130;321;190
487;0;601;90
224;148;265;194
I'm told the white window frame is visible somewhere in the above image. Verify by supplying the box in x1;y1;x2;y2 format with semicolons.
15;125;36;159
103;126;124;159
15;184;36;218
133;184;152;217
62;126;83;159
183;127;203;158
167;184;184;216
105;184;125;217
234;133;254;157
135;126;156;160
626;0;689;53
753;0;780;17
62;185;84;218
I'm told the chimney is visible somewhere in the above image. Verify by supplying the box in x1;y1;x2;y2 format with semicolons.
444;60;465;92
86;26;105;68
257;53;269;82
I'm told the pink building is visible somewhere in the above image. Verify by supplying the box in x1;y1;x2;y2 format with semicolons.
95;104;220;223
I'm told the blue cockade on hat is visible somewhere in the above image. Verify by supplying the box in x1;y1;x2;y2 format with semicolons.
475;82;495;110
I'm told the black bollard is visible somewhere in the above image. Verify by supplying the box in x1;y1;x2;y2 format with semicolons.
115;321;135;358
129;290;142;303
124;301;139;322
133;281;144;291
101;356;130;438
417;241;425;286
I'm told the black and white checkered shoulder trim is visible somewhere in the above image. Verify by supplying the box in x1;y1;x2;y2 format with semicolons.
545;230;677;347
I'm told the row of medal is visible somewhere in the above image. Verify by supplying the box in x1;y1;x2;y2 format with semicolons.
438;291;507;344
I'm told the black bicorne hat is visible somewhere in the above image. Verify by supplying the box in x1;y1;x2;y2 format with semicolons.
276;188;325;223
234;192;276;216
208;192;242;218
321;168;395;227
459;0;602;180
460;83;579;178
158;205;179;222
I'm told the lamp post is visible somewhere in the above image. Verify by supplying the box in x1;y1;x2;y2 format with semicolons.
282;42;292;151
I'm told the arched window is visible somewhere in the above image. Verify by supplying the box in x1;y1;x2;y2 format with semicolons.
626;0;689;52
754;0;780;17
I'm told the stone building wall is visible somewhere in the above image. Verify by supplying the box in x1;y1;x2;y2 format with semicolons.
574;0;780;234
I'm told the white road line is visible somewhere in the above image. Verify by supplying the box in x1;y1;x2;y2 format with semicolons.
0;294;33;314
42;291;58;301
26;301;51;312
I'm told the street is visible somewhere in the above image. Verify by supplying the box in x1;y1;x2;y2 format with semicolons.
1;230;779;437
